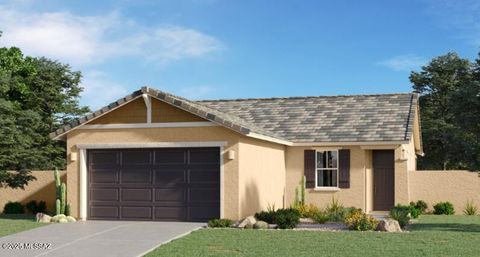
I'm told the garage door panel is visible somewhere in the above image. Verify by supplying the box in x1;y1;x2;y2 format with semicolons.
90;169;119;183
90;206;119;218
189;148;220;164
90;188;119;201
122;168;152;183
188;206;219;221
90;152;119;165
154;150;186;164
122;188;152;201
189;170;220;183
155;170;186;186
155;207;185;220
88;148;219;221
155;188;185;202
189;188;220;202
121;206;152;219
122;150;151;164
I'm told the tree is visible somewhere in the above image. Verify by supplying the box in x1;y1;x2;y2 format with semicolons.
410;52;480;170
0;40;89;189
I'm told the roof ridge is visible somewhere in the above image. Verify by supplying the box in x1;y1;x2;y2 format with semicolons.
197;92;414;102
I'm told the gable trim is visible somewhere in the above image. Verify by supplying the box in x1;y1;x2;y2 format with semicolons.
79;121;217;130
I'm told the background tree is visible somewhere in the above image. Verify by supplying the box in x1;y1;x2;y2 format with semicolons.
410;52;480;170
0;35;89;189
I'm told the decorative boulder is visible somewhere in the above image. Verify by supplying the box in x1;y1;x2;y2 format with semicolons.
36;213;52;223
244;223;254;229
58;218;69;223
376;219;402;232
254;221;268;229
66;216;77;223
51;214;67;223
237;216;256;228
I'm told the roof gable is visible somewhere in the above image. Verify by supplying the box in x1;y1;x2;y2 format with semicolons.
51;87;420;150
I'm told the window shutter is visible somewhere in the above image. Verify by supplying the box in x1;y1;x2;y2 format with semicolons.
304;150;316;188
338;149;350;188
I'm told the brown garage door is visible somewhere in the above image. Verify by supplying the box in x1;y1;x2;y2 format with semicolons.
88;147;220;221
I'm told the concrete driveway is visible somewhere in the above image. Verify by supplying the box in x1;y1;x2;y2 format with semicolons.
0;221;204;257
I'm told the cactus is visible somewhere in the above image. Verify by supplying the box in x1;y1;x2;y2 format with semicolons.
300;175;305;205
65;204;70;216
53;169;68;215
60;183;66;214
56;199;61;215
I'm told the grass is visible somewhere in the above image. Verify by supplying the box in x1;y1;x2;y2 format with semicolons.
145;215;480;257
0;214;48;237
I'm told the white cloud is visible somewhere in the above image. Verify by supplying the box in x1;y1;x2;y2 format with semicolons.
79;71;130;110
0;5;223;67
378;54;426;72
423;0;480;45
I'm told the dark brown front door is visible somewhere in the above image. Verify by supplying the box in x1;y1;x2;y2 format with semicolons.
373;150;394;211
88;147;220;222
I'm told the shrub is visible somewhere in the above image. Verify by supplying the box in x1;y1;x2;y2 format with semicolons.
325;197;355;222
390;205;410;228
3;201;25;214
25;200;47;214
294;203;320;218
433;202;455;215
274;208;300;229
311;211;329;224
208;218;233;228
414;200;428;213
255;210;276;224
463;200;477;216
345;209;379;231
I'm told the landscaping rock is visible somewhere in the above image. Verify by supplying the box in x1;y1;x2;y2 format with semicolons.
36;213;52;223
58;218;69;223
244;223;254;229
254;221;268;229
237;216;256;228
268;224;278;229
51;214;67;223
66;216;77;222
299;218;315;224
376;219;402;232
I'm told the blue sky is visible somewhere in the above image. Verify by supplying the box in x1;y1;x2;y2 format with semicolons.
0;0;479;109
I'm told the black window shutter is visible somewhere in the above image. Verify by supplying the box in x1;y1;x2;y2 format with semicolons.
338;149;350;188
304;150;316;188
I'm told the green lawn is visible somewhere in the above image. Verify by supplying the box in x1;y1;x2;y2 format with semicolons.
0;214;48;237
145;215;480;257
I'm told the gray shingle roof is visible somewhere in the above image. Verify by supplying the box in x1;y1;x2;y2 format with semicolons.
51;87;418;145
200;93;417;143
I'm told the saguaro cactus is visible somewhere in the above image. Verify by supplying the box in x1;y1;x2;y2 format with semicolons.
54;169;67;215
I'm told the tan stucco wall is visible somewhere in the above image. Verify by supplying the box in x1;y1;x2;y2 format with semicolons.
151;99;206;122
66;126;241;219
409;170;480;213
238;137;286;217
0;171;66;213
89;98;147;124
364;150;373;213
285;146;368;210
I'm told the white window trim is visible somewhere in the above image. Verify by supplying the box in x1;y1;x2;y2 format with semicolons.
315;149;340;189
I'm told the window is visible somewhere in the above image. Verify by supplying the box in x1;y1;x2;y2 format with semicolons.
316;150;338;188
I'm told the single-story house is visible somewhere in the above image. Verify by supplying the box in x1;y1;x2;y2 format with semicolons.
51;86;423;221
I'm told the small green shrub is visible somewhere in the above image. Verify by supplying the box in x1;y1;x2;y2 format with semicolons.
25;200;47;214
463;200;477;216
3;201;25;214
311;211;329;224
274;208;300;229
414;200;428;213
208;218;233;228
345;209;379;231
255;210;276;224
390;205;410;228
433;202;455;215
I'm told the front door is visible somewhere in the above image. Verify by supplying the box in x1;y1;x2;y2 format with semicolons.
373;150;394;211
